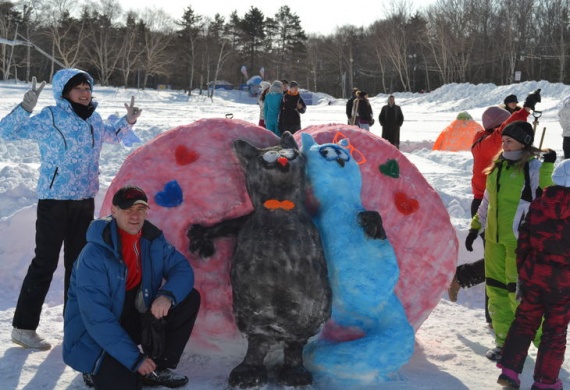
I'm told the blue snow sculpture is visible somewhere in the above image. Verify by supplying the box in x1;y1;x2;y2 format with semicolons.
301;133;415;387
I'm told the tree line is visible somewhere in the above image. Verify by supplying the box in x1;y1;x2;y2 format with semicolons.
0;0;569;98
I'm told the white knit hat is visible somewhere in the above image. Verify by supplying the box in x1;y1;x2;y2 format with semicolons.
552;160;570;187
260;81;271;91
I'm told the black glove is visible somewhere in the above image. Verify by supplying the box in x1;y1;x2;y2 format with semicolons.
542;149;557;163
187;224;215;258
465;229;479;252
523;89;541;110
358;210;387;240
140;311;166;359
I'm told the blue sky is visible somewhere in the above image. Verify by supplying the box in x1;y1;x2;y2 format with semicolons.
117;0;436;35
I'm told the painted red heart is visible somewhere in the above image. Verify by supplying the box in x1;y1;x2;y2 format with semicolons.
394;191;419;215
175;145;199;166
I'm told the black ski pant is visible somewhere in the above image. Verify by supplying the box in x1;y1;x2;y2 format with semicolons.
563;136;570;159
12;198;94;330
91;288;201;390
453;197;491;323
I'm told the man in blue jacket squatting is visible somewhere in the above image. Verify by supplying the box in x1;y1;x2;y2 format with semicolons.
63;185;200;389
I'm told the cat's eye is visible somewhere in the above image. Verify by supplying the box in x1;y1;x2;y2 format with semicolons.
262;151;280;163
262;149;296;163
279;149;295;159
319;146;350;162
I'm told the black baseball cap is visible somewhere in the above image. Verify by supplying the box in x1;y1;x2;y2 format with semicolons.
112;185;149;209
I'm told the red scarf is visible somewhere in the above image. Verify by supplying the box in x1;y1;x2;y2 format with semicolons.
118;229;142;290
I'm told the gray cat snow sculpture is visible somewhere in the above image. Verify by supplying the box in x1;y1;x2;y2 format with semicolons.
188;132;332;388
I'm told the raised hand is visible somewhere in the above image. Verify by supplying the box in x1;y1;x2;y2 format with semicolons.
21;76;46;113
125;96;142;124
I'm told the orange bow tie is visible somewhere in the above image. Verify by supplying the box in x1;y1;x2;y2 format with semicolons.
263;199;295;211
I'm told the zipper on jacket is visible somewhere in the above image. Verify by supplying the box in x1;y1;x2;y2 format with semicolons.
49;167;59;189
90;124;94;148
495;162;503;243
48;107;68;150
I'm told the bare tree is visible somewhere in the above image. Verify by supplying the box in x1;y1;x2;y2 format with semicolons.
83;0;124;86
138;8;175;89
38;0;88;76
118;11;143;87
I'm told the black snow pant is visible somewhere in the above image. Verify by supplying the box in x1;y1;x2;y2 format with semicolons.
453;197;491;323
91;288;201;390
12;198;94;330
563;136;570;159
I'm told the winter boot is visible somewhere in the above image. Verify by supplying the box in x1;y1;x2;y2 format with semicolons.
497;367;520;389
486;346;502;362
531;379;563;390
82;373;94;388
141;368;188;388
448;277;461;302
11;328;51;350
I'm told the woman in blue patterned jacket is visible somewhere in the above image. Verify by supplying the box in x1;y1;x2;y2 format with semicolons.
0;68;142;350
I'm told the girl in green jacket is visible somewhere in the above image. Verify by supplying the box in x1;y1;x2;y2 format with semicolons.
467;120;556;362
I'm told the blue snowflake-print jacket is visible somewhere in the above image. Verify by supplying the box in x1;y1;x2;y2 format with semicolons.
0;68;135;200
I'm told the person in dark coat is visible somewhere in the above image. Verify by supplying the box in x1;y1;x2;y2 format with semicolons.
379;95;404;148
356;91;373;131
497;160;570;390
279;80;306;134
346;87;359;124
63;186;200;390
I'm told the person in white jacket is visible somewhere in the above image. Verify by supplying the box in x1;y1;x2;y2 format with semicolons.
558;96;570;159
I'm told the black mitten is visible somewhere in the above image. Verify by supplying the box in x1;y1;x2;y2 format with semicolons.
542;149;557;163
140;311;166;359
358;210;387;240
187;224;215;257
465;229;479;252
523;89;541;110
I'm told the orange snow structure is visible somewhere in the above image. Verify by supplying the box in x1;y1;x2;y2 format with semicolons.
432;112;484;151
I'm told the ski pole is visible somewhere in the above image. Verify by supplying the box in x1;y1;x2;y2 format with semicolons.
538;126;547;149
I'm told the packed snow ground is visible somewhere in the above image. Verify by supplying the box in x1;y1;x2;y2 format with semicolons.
0;80;568;389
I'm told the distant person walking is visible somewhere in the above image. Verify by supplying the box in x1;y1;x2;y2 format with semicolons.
263;80;283;136
279;80;306;134
379;95;404;148
257;81;271;128
346;88;359;125
355;91;373;131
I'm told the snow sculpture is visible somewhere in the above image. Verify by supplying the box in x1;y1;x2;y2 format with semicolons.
294;125;457;332
188;132;331;388
301;132;414;386
100;119;457;386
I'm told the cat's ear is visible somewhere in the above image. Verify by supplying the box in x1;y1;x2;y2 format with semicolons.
280;131;299;150
301;132;317;154
233;139;259;166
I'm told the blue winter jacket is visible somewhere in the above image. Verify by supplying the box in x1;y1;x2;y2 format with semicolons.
263;91;282;135
62;217;195;375
0;68;135;200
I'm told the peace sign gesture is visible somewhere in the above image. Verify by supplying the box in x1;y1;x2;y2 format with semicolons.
21;76;46;113
125;96;142;124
